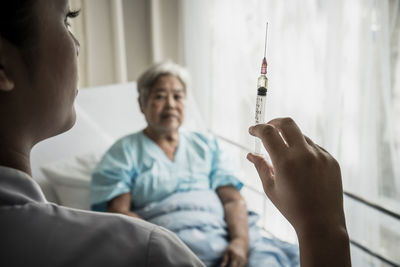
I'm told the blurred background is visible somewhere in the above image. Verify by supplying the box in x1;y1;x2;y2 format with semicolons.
68;0;400;266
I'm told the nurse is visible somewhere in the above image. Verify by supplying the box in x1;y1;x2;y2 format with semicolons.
0;1;203;266
91;61;250;266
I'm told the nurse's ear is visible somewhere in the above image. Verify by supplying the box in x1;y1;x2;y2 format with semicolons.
0;37;15;92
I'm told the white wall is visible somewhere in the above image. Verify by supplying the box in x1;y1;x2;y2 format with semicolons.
123;0;152;81
83;0;116;86
70;0;181;88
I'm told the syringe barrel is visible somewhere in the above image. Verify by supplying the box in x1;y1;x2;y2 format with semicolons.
254;90;267;154
255;75;268;124
254;75;268;155
255;93;266;124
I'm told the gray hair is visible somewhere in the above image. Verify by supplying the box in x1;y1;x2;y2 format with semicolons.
137;61;190;107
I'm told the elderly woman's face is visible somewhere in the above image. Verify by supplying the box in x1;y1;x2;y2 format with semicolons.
142;75;186;133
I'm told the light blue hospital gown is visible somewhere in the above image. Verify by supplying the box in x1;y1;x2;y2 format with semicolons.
90;129;299;267
90;129;243;211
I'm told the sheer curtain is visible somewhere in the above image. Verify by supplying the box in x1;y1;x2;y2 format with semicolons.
181;0;400;265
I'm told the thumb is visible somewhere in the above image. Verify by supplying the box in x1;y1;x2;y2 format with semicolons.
247;153;275;190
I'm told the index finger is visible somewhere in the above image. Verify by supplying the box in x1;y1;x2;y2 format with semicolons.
267;117;307;147
249;123;287;163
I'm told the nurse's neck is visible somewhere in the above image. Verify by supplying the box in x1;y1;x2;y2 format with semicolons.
0;139;32;176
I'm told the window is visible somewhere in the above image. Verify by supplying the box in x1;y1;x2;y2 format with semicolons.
181;0;400;265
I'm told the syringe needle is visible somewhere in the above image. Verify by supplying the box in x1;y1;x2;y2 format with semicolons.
264;22;268;58
261;22;269;75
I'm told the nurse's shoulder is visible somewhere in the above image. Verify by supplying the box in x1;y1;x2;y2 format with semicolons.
1;201;204;267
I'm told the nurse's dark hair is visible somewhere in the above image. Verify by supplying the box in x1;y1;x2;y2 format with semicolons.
0;0;36;48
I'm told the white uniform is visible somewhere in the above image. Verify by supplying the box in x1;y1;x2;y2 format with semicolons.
0;166;205;267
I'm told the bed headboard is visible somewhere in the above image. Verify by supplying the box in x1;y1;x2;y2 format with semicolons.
30;82;205;204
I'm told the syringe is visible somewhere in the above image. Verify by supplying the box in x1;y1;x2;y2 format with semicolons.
254;22;269;155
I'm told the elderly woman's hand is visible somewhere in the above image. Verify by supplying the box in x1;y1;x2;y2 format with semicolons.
220;238;248;267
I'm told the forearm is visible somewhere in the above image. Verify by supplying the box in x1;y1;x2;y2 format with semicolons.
107;193;143;219
217;186;249;266
297;226;351;267
108;208;143;219
223;199;249;245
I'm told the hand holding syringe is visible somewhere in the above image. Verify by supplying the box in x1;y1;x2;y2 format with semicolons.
249;23;351;265
254;22;269;155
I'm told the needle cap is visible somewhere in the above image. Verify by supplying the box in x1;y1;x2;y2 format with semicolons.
261;57;267;74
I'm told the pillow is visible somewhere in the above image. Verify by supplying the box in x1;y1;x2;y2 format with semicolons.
41;152;103;210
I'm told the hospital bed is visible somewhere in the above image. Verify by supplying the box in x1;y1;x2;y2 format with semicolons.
31;82;229;210
30;82;297;245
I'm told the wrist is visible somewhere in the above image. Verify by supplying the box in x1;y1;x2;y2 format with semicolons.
296;226;351;267
231;236;249;248
297;224;349;244
294;212;347;239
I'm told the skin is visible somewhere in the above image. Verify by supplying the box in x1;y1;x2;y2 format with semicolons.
217;186;249;267
108;74;249;267
0;0;80;176
247;118;351;267
140;74;186;160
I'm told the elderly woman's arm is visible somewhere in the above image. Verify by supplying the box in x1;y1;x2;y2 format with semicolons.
108;193;143;219
216;185;249;267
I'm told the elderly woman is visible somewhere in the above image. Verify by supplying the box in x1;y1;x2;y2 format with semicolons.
90;62;300;267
